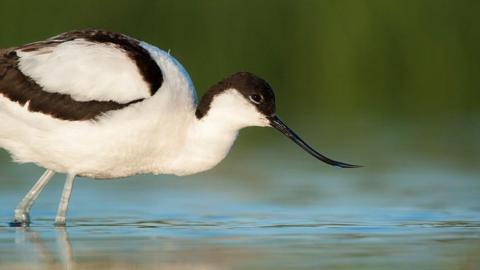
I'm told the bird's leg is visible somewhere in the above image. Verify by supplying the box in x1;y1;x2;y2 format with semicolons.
11;170;56;226
54;174;76;226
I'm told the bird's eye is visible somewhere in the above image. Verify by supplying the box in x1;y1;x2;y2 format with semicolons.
249;94;263;104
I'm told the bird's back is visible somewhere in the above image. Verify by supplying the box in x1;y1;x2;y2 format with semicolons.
0;30;198;178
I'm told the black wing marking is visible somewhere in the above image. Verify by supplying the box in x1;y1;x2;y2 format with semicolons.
0;50;143;121
18;29;163;96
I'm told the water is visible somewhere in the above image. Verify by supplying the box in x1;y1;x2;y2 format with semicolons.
0;143;479;270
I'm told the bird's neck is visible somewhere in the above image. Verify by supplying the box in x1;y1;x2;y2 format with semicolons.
161;88;266;176
161;106;244;176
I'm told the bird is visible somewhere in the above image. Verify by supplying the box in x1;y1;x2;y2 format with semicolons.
0;29;359;227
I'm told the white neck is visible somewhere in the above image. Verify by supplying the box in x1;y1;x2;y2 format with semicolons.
160;89;269;176
168;115;239;176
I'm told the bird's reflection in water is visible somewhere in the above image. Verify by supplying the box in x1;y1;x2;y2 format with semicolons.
56;228;74;269
13;225;239;270
14;227;75;269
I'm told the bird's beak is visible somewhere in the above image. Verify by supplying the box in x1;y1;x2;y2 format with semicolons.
268;115;361;168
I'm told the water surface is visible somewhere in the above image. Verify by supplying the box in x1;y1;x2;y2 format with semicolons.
0;144;478;269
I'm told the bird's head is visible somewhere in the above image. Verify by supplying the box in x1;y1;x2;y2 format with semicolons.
196;72;360;168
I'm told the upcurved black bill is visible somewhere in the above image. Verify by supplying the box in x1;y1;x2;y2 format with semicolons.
268;115;361;168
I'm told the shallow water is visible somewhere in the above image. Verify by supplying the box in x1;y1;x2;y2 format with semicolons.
0;142;479;269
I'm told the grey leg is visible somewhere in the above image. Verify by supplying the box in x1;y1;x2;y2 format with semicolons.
12;170;56;226
54;174;76;226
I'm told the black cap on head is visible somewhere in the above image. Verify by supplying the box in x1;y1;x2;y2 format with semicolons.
195;72;276;119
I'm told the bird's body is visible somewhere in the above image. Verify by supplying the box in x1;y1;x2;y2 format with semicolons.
0;30;358;226
0;30;243;178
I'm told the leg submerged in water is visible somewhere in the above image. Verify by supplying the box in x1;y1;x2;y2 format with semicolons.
11;169;56;226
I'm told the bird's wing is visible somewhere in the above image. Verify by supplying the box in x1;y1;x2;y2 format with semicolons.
0;30;163;121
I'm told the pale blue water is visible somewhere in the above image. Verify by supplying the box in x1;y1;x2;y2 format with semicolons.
0;142;479;269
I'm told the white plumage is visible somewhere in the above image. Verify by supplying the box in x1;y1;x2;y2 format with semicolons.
17;40;151;103
2;36;209;178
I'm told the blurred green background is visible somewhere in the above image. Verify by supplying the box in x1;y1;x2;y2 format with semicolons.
1;0;479;169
